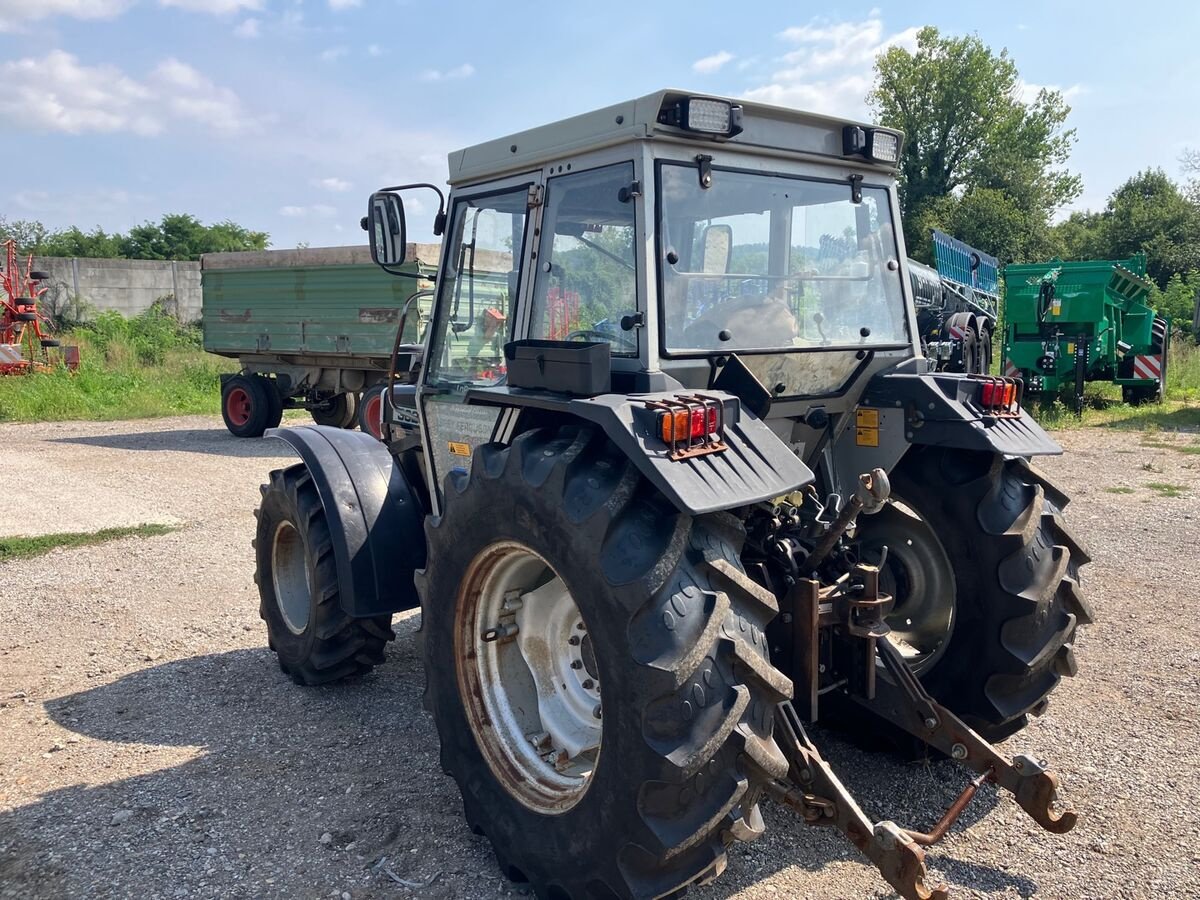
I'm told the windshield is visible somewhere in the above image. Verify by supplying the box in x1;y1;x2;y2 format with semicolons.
658;163;908;353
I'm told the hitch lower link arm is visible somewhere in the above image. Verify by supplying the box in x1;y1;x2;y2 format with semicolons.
767;702;949;900
870;636;1077;835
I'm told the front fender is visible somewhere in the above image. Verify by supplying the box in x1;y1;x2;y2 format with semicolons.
266;426;426;617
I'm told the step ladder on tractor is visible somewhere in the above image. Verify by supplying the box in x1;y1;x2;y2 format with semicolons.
0;239;79;375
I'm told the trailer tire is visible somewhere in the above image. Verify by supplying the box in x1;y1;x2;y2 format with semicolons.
40;339;61;348
30;271;51;281
978;326;993;375
255;464;394;685
858;447;1091;742
310;392;357;428
420;425;790;899
222;374;277;438
15;311;37;322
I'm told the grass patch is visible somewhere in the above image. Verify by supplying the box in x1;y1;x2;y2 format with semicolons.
1144;482;1189;498
0;523;177;563
0;305;234;423
1104;486;1135;494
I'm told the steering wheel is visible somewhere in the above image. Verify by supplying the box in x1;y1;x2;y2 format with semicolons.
565;329;637;353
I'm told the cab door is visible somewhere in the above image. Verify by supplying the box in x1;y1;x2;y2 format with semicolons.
418;173;541;512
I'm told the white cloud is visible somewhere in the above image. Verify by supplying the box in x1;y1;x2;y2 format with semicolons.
1018;81;1087;105
320;46;349;62
159;0;262;13
233;17;260;38
279;204;338;218
419;63;475;82
0;0;131;30
743;14;919;117
693;51;734;74
367;43;383;57
328;0;361;8
0;51;253;137
315;177;352;192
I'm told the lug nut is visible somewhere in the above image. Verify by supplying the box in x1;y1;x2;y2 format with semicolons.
923;716;938;730
592;704;602;719
570;660;582;669
568;635;581;646
582;679;594;690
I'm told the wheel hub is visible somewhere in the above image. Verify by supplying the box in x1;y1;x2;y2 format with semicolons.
271;521;311;634
457;543;601;814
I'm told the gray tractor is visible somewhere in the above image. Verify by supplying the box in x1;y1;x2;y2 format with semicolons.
253;91;1090;900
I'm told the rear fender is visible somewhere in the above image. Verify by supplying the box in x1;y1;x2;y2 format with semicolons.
464;388;814;515
267;426;426;616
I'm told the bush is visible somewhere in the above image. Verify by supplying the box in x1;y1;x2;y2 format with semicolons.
81;299;202;366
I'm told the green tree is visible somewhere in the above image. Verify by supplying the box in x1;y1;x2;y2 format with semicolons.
1094;169;1199;284
39;226;125;258
868;27;1079;262
0;217;49;254
120;214;268;260
1146;270;1199;326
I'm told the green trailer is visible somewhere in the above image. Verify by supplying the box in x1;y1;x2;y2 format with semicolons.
1001;254;1169;410
202;244;442;438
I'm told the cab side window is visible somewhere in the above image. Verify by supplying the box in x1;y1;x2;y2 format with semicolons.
528;163;638;355
425;187;529;387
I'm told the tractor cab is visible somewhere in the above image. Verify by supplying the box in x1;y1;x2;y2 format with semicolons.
367;90;921;509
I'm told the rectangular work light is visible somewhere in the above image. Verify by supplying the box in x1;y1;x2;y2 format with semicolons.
842;125;902;164
658;97;744;137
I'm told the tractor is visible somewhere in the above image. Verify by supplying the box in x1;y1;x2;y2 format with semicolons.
251;91;1091;900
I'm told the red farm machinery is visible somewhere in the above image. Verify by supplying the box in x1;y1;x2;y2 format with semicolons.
0;239;77;374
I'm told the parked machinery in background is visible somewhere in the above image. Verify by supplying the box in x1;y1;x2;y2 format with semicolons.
908;230;999;375
1002;254;1167;412
0;239;78;375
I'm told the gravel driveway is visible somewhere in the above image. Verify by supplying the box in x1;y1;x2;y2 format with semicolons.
1;416;1197;899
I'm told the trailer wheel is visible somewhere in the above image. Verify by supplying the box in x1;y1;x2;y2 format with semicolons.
255;464;394;684
15;311;37;322
856;447;1091;742
40;339;61;348
358;384;387;440
978;327;993;375
310;392;357;428
30;271;51;282
420;426;790;899
222;374;277;438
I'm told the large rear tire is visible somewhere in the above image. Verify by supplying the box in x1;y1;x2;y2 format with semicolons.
857;447;1092;741
419;426;790;899
254;464;394;684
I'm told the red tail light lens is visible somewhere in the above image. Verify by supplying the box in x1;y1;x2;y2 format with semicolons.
976;378;1020;415
657;400;722;443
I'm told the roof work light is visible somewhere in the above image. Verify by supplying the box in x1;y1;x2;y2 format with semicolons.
658;97;744;138
842;125;902;164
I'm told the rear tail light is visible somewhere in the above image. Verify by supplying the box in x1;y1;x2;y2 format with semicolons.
971;375;1021;416
646;395;727;460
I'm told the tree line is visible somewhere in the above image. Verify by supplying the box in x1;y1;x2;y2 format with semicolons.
871;27;1199;325
0;214;268;262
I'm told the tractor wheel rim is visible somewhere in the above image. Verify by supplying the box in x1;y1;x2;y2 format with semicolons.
271;521;311;634
861;501;956;674
456;541;601;814
226;387;252;426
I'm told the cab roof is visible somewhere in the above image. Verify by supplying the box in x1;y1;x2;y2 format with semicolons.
446;89;902;186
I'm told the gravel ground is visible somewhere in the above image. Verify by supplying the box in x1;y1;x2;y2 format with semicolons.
1;415;1197;900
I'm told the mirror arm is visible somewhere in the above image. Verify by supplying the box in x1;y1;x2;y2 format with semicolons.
379;182;447;235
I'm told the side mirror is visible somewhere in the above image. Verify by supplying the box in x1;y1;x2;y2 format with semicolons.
700;223;732;275
368;192;407;266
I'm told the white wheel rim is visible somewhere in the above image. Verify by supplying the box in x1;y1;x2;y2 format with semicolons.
271;521;311;634
456;542;601;814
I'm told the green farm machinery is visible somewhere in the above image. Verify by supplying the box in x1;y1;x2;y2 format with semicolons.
1001;255;1169;411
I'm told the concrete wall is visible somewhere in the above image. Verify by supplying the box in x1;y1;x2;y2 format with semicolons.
31;256;202;323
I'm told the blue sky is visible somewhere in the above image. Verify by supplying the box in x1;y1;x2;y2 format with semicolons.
3;0;1198;250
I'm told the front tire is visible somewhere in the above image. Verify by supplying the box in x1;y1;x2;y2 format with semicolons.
858;447;1092;741
419;426;790;899
255;464;394;684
